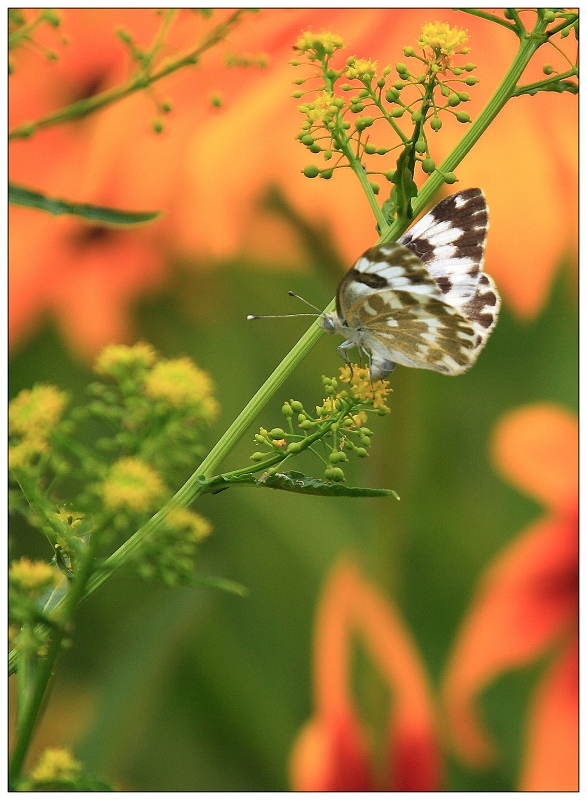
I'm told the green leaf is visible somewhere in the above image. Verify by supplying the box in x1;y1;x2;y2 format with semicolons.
9;183;161;225
514;79;578;96
201;470;399;499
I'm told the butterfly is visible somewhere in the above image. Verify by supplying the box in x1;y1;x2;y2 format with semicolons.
318;188;500;380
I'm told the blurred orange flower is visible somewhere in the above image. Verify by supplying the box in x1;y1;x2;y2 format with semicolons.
441;404;578;790
9;9;577;357
289;558;442;791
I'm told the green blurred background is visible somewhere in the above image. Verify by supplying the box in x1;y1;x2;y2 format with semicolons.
9;205;577;789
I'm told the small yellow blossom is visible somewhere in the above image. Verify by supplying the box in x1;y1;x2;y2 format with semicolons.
8;436;48;470
166;507;212;541
144;357;219;418
94;342;157;378
338;366;391;409
29;748;82;784
345;57;378;80
9;558;60;596
101;457;166;513
418;21;468;67
9;384;67;438
294;30;344;60
298;91;340;124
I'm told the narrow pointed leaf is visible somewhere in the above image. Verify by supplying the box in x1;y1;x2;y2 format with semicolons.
9;183;161;225
201;470;399;499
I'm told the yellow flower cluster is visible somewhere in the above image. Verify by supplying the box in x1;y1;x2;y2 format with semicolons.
101;457;166;513
345;57;378;80
9;384;68;469
144;357;219;418
94;341;157;377
166;506;212;542
9;557;61;597
29;748;81;784
9;384;67;437
294;30;344;60
298;91;341;124
338;366;391;410
418;21;469;61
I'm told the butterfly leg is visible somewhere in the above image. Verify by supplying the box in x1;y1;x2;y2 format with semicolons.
336;339;356;372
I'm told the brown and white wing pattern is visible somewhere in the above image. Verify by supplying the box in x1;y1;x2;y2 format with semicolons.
319;189;500;378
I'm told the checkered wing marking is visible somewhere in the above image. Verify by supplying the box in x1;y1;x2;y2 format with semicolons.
398;188;500;345
346;288;479;375
335;242;442;321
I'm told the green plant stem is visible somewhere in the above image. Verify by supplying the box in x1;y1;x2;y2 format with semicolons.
378;12;550;245
8;9;248;140
9;521;105;785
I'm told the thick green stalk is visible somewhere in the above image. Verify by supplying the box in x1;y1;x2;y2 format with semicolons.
378;16;549;244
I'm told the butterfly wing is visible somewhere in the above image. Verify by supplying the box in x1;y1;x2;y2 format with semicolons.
398;187;500;347
346;288;479;375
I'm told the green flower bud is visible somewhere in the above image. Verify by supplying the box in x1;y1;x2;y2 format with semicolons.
430;117;442;132
255;433;267;444
377;147;388;156
390;108;404;118
340;83;352;91
395;62;408;74
440;84;451;97
282;402;293;417
456;111;471;123
369;182;380;195
269;428;285;439
152;119;164;134
444;172;458;184
415;139;427;154
376;77;386;88
356;116;375;131
320;169;333;179
299;419;315;429
386;88;400;102
330;467;345;482
543;10;556;22
287;441;303;454
458;92;470;101
302;165;320;178
448;94;461;107
403;46;415;57
301;134;314;145
290;400;304;413
394;80;405;90
411;111;423;123
464;76;478;85
292;91;303;99
364;143;376;155
543;64;554;75
356;447;368;458
384;170;396;181
464;63;476;71
422;158;435;174
250;451;267;462
309;144;322;154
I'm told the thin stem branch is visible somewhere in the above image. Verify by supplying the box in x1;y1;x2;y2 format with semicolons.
8;9;249;140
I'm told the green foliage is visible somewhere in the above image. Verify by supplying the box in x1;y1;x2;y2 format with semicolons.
9;183;161;225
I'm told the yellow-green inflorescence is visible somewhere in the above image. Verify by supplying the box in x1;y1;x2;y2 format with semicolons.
250;367;390;483
292;21;478;191
9;342;217;598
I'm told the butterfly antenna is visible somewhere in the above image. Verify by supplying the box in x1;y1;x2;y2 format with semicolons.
247;290;322;321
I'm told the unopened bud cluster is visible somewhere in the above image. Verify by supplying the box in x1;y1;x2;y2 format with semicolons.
249;367;390;483
293;22;477;189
